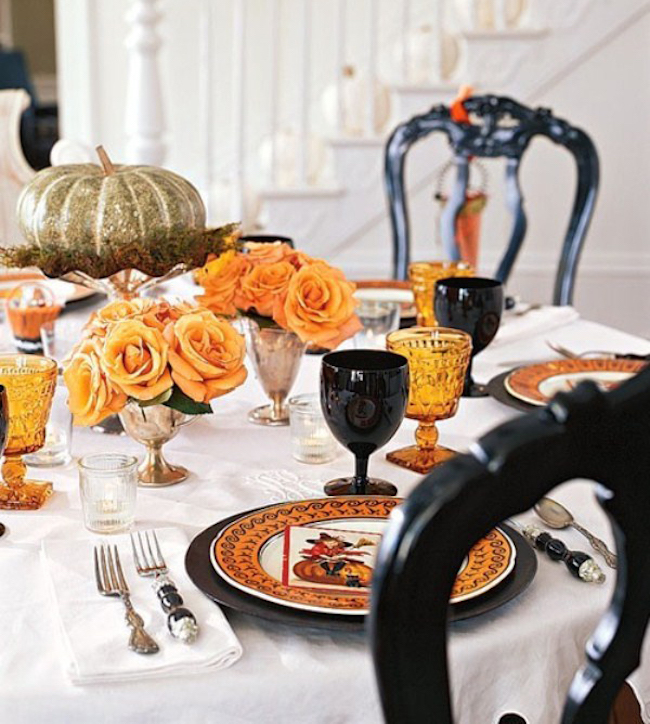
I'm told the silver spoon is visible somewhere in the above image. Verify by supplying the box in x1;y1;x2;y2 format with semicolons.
534;497;617;569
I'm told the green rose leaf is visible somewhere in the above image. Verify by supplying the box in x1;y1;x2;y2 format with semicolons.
163;387;213;415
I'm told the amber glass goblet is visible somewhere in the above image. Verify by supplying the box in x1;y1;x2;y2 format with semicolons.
386;327;472;474
0;355;58;510
408;261;474;327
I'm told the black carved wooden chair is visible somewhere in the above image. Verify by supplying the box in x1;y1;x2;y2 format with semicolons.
385;94;599;304
370;364;650;723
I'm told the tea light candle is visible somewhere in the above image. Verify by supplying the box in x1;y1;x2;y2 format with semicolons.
289;394;337;464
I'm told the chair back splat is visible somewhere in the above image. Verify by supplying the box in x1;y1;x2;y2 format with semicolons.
370;365;650;724
385;95;599;305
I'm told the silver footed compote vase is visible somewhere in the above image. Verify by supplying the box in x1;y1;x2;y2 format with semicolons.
119;402;196;487
243;318;306;425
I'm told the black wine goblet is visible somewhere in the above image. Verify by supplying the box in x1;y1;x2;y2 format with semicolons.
434;277;504;397
320;350;409;496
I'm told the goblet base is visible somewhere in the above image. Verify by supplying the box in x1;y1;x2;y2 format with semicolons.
138;461;189;488
323;477;398;497
248;404;289;426
386;444;457;473
462;382;489;398
0;480;53;510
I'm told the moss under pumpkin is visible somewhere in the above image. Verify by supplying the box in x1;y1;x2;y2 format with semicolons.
0;224;240;279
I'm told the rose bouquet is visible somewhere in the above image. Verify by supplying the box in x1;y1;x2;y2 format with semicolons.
195;241;362;349
63;298;247;425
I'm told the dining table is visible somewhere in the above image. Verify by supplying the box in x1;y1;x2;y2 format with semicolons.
1;289;649;724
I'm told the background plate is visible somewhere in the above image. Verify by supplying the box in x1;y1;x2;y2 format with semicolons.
186;507;537;630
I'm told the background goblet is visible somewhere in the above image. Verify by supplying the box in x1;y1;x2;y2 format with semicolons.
320;350;409;496
0;354;57;509
434;277;504;397
386;328;472;473
408;261;474;327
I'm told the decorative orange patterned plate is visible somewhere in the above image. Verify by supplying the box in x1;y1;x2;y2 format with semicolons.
210;497;516;615
505;358;646;407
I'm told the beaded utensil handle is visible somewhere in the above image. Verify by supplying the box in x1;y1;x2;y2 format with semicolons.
153;575;199;643
520;523;606;583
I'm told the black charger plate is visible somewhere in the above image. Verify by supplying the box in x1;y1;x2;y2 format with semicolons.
486;369;537;413
185;505;537;631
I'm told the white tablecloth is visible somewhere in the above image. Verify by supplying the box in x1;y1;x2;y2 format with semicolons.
1;301;649;724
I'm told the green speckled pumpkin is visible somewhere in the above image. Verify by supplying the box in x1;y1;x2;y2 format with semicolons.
16;156;206;259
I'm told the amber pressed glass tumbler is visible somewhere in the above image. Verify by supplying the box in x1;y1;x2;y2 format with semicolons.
408;261;474;327
0;354;57;509
386;328;471;473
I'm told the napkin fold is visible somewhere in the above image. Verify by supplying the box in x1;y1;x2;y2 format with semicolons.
494;305;579;347
41;527;242;685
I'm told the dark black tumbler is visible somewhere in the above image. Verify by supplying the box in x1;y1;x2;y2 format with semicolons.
434;277;504;397
320;350;409;496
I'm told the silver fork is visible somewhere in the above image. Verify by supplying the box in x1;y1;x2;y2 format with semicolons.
94;544;159;654
130;530;199;644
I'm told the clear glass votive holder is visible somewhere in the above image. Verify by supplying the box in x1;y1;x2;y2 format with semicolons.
78;453;138;534
353;300;400;349
289;394;337;464
24;380;73;467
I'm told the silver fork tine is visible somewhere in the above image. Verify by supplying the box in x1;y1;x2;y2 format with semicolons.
100;544;109;591
94;547;104;593
151;530;165;569
144;531;156;569
106;545;119;590
114;546;128;592
130;532;143;573
137;531;150;569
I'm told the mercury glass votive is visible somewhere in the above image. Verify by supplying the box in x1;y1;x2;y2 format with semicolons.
408;261;474;327
289;394;337;464
78;453;138;533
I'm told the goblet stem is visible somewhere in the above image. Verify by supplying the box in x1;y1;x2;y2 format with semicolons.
271;394;285;422
2;454;26;487
353;457;369;495
415;421;439;452
0;454;53;510
137;441;189;488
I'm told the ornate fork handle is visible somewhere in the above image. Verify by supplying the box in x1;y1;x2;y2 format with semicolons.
122;595;160;654
572;522;618;569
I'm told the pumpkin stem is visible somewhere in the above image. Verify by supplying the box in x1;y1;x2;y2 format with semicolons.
96;145;116;175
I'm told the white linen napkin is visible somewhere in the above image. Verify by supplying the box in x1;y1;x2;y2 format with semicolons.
41;527;242;685
493;304;580;347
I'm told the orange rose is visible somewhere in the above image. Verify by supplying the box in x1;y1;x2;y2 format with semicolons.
285;249;314;270
235;260;296;316
87;298;154;336
101;319;173;401
142;300;195;331
244;241;292;265
196;250;252;316
164;310;247;403
63;338;127;425
273;261;362;349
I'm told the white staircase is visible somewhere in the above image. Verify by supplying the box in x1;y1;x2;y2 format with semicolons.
54;0;650;282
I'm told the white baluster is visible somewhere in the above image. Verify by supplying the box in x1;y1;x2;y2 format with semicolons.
493;0;507;30
269;0;280;185
401;0;410;83
0;0;13;49
297;0;312;185
470;0;481;30
200;0;215;221
366;0;378;137
124;0;166;165
231;0;246;218
336;0;347;136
